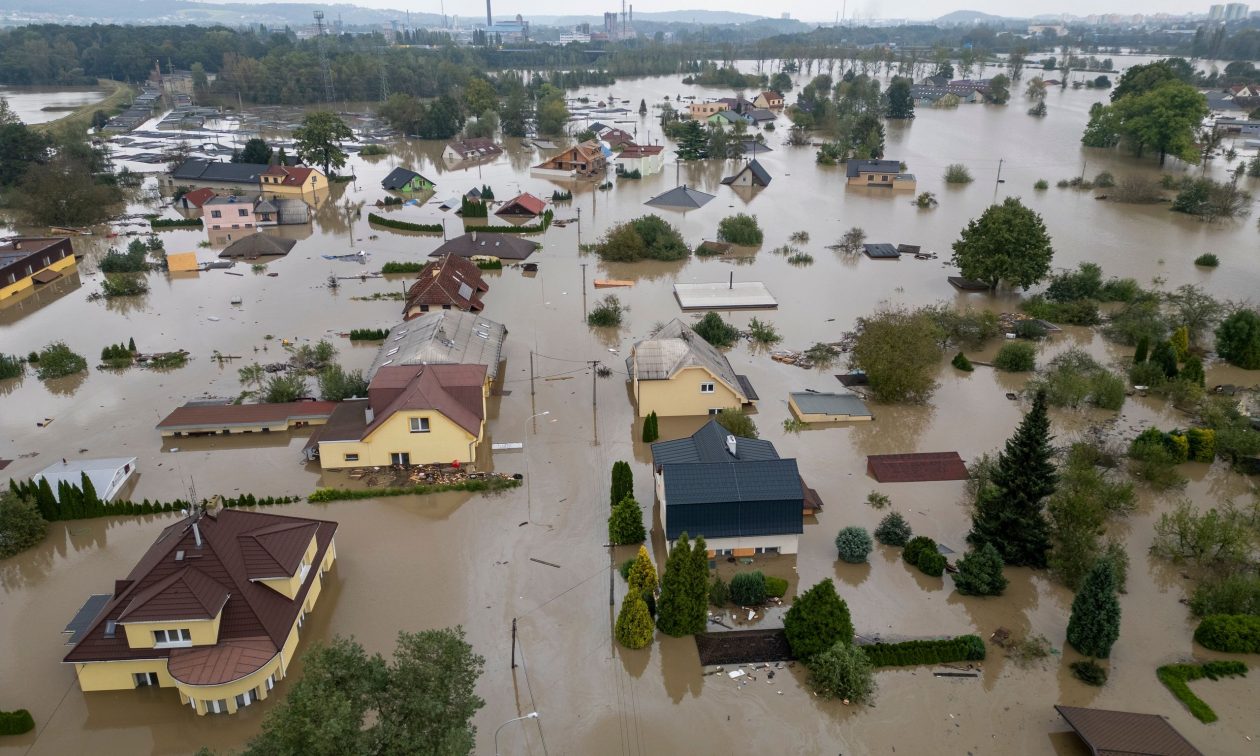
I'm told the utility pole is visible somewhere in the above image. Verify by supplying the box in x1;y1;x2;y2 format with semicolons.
580;263;588;320
529;350;535;397
590;361;598;407
993;157;1004;202
313;11;336;103
511;617;518;668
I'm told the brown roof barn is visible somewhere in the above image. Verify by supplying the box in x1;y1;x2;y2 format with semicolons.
403;254;489;318
867;452;970;483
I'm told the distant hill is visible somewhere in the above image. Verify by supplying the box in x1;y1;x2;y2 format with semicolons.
530;10;769;26
934;10;1009;25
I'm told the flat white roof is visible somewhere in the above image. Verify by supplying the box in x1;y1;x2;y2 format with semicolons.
34;457;138;502
673;282;777;310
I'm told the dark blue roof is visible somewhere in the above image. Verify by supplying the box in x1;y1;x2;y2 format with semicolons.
171;159;267;184
846;159;902;178
382;167;432;190
662;459;803;540
651;420;778;465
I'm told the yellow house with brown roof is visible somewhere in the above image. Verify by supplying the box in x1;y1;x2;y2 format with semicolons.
627;319;758;418
1;237;76;302
259;165;328;203
63;509;338;715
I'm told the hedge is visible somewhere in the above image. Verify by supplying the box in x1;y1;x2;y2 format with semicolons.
308;477;520;502
349;328;390;341
903;536;946;577
367;213;442;233
0;709;35;736
7;478;296;522
1194;615;1260;653
380;262;424;274
1156;661;1247;723
150;217;202;229
461;222;547;234
860;635;985;667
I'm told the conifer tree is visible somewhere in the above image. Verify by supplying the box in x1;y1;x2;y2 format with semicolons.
610;461;633;507
608;496;646;545
783;579;854;660
35;477;57;521
1133;336;1149;364
1066;558;1121;658
656;534;707;636
615;594;654;649
967;390;1055;567
952;543;1008;596
128;337;137;353
79;472;101;514
641;411;659;443
627;545;657;597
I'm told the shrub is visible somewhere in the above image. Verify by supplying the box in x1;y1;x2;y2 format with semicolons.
915;191;938;208
619;558;635;581
615;594;655;649
835;527;873;564
1071;659;1108;686
380;262;424;274
787;252;814;266
366;213;443;233
1156;661;1248;723
1021;295;1102;326
807;641;876;701
903;536;945;577
1194;253;1220;268
1027;348;1126;411
765;576;789;599
784;579;854;659
1034;179;1049;190
1014;319;1048;340
1093;171;1116;188
1191;576;1260;617
593;215;689;262
348;328;390;340
641;411;659;443
874;512;912;547
34;342;87;380
866;491;890;510
608;496;646;544
99;241;149;272
860;635;985;667
587;295;625;327
149;217;201;229
944;163;973;183
0;709;35;736
0;354;22;380
262;373;307;403
729;571;767;605
709;575;729;606
101;273;149;297
747;317;781;345
994;341;1036;372
952;352;974;371
1215;310;1260;369
952;543;1008;596
692;312;739;347
1194;615;1260;653
715;408;758;439
716;213;763;245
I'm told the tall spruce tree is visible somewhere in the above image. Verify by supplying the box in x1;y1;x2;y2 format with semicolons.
610;461;633;507
1066;559;1121;658
656;533;707;636
967;390;1055;567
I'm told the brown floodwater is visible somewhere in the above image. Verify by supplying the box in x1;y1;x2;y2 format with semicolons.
2;59;1259;755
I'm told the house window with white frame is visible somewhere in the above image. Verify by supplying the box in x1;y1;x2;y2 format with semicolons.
152;628;192;647
699;382;715;394
409;417;430;433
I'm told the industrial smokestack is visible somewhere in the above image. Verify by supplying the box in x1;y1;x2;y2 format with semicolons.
630;4;633;23
486;0;492;27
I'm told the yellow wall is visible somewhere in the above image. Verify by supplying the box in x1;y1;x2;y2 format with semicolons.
179;654;282;715
123;611;222;649
635;366;742;418
261;170;328;203
0;253;76;301
317;408;482;469
74;658;177;692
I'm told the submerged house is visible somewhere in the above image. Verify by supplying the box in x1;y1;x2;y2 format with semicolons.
614;144;665;176
381;167;435;193
367;311;506;388
402;255;489;318
495;192;546;217
845;159;916;191
651;420;810;556
429;232;539;262
0;237;76;302
720;159;771;188
34;457;138;502
753;90;785;109
62;509;338;715
531;140;608;178
443;138;503;163
627;318;757;418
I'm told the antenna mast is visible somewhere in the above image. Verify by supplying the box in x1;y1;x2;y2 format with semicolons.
314;11;337;103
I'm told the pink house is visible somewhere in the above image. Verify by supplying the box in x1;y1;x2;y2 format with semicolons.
203;196;258;230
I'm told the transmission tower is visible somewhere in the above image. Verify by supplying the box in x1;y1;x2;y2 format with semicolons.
379;50;390;102
313;11;337;103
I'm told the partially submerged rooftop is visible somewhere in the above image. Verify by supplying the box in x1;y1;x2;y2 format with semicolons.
1055;705;1203;756
674;281;777;310
368;311;506;381
630;318;754;401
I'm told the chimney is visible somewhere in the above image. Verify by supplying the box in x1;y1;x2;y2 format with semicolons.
725;434;738;457
471;230;477;242
365;406;375;424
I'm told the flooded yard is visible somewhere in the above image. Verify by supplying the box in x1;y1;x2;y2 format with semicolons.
0;85;108;125
2;60;1259;755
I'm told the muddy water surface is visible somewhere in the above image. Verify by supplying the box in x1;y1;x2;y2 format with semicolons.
2;63;1259;755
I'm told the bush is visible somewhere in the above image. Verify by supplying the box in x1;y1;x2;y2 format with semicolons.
349;328;390;341
306;477;520;502
608;496;646;544
747;317;781;345
1191;575;1260;617
714;408;758;439
619;558;635;581
903;536;945;577
994;341;1036;372
34;342;87;380
874;512;912;547
729;571;768;605
366;213;442;233
866;491;890;510
1194;253;1220;268
149;216;202;229
1215;310;1260;369
1156;661;1248;723
765;576;789;599
1071;659;1108;686
1014;319;1048;340
716;213;763;245
101;273;149;297
1021;295;1102;326
0;709;35;736
0;353;22;380
615;595;655;649
784;579;854;659
1194;615;1260;653
835;527;873;564
1093;171;1116;188
641;411;659;443
915;191;938;208
952;543;1007;596
1028;348;1126;411
951;352;974;371
587;295;626;327
380;262;423;274
709;575;729;606
944;163;973;183
807;641;875;701
1034;179;1049;190
99;241;149;273
692;312;739;347
593;215;689;262
860;635;985;667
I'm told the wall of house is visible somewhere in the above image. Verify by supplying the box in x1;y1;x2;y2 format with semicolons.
0;253;76;301
318;411;480;469
74;657;178;692
122;612;222;650
788;399;873;423
688;533;800;556
205;205;256;230
160;416;330;437
178;654;282;715
255;534;318;599
635;366;742;418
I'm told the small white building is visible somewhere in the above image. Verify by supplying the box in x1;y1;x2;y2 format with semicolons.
33;458;138;502
614;144;665;176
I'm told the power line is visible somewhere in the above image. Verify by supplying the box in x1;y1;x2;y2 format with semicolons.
514;634;550;756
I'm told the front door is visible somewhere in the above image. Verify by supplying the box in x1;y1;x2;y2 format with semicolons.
391;452;411;466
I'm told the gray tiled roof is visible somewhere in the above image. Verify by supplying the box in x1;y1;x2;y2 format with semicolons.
367;311;506;381
631;319;742;395
171;159;268;184
645;184;715;209
789;391;871;417
652;419;778;465
661;459;804;540
846;159;902;178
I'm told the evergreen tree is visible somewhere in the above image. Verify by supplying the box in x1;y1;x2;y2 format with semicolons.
128;337;137;353
1133;335;1149;364
1066;559;1121;658
79;472;100;514
967;390;1055;567
35;477;57;521
1150;340;1179;378
1182;356;1205;386
607;496;646;545
627;544;657;597
615;594;654;649
641;411;659;443
674;121;709;160
952;543;1009;596
656;533;707;636
783;578;854;660
610;461;633;507
874;511;912;546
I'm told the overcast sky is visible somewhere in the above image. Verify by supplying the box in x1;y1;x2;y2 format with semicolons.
272;0;1213;22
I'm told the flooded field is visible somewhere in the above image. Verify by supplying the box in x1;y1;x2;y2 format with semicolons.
2;60;1259;755
0;85;107;125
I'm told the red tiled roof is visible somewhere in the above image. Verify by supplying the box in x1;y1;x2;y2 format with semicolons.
365;363;486;438
866;452;970;483
600;128;636;147
495;192;546;217
183;188;217;208
168;637;277;686
156;401;337;431
403;255;488;316
64;510;338;667
617;144;664;158
260;165;317;186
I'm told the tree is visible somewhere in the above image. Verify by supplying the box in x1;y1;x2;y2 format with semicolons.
849;306;943;403
464;109;499;139
693;312;740;348
90;109;109;130
235;137;272;164
190;61;208;93
1066;559;1121;658
34;341;87;380
317;365;368;401
770;72;792;92
641;411;659;443
262;374;308;403
834;527;873;564
1025;76;1047;101
886;76;914;119
615;594;654;649
417;95;465;139
783;578;854;659
1007;49;1027;80
535;84;569;136
638;98;647;115
807;641;875;701
967;390;1055;567
714;408;758;439
716;213;763;245
1215;310;1260;369
874;511;912;546
499;84;530;137
1114;82;1209;165
0;491;48;558
1111;59;1190;102
656;533;707;636
610;461;634;507
987;74;1011;104
374;628;486;755
0;122;51;186
627;545;657;596
608;496;646;545
674;120;708;160
951;197;1054;291
293;111;353;176
952;543;1008;596
15;155;122;226
462;78;498;116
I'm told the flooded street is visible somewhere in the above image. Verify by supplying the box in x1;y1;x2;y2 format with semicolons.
2;59;1259;755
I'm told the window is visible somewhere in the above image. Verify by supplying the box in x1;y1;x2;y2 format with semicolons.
235;691;253;709
390;452;411;466
133;672;159;687
708;408;722;415
210;210;222;218
409;417;430;433
238;209;248;217
153;628;192;647
343;453;359;462
699;382;715;394
207;699;228;714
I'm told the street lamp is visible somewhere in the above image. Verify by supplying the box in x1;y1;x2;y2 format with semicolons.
524;411;550;522
494;712;539;756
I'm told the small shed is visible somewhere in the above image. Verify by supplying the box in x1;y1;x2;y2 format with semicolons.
867;452;969;483
789;392;873;422
166;252;199;272
1055;705;1203;756
862;243;901;260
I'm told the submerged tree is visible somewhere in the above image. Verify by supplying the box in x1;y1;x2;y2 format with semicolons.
951;197;1054;291
293;111;353;176
656;533;708;636
1066;559;1122;658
